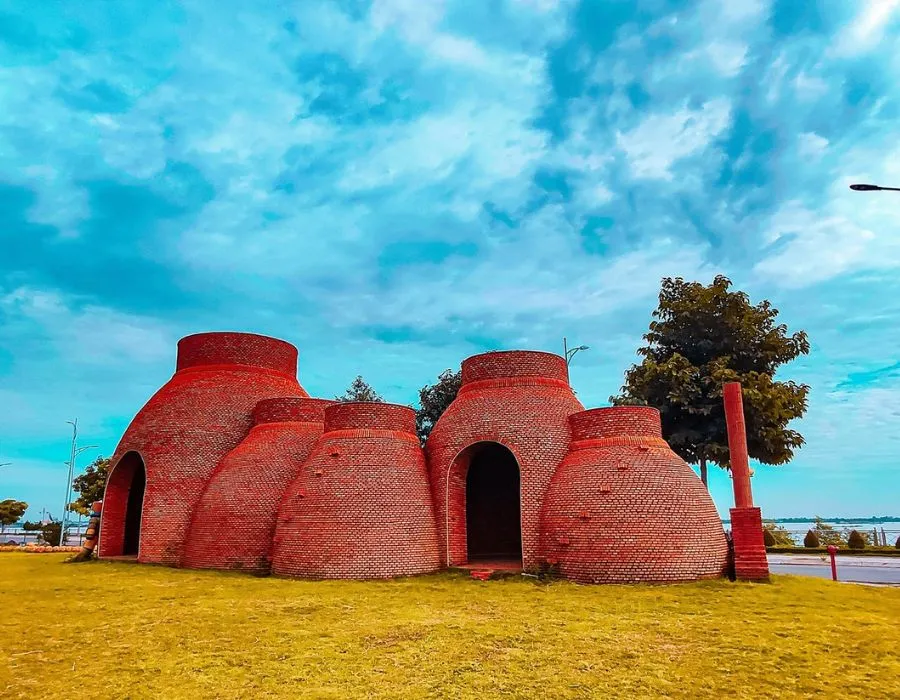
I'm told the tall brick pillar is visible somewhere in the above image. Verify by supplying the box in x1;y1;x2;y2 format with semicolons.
723;382;770;582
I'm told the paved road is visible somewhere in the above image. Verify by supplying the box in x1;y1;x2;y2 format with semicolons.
768;554;900;585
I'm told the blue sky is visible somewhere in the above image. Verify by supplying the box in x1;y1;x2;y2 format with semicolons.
2;0;900;521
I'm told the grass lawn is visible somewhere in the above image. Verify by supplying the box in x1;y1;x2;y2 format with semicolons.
2;554;899;699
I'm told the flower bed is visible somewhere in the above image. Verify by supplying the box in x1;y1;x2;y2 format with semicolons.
0;545;82;553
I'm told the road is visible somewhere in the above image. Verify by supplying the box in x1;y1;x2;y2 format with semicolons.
768;553;900;585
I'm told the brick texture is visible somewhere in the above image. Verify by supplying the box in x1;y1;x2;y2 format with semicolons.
730;506;769;581
98;332;306;564
181;397;332;574
271;402;441;579
540;407;729;583
425;351;584;571
101;336;741;585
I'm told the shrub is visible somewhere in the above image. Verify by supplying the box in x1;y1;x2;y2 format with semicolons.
38;521;63;546
804;530;820;548
895;535;900;549
763;522;795;546
847;530;866;550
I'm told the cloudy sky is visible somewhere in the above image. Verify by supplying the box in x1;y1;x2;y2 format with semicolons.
2;0;900;521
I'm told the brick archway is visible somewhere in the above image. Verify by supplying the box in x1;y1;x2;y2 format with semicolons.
445;441;523;566
99;451;146;558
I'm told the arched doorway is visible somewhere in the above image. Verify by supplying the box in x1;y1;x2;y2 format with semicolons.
122;461;145;555
465;443;522;563
100;452;146;557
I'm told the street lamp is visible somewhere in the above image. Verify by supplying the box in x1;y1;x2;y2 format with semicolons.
563;337;589;366
59;419;97;546
849;183;900;192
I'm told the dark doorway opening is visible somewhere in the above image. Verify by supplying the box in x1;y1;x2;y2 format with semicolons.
465;443;522;562
122;461;146;556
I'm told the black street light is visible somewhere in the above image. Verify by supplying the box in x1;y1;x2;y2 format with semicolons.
850;183;900;192
563;337;589;366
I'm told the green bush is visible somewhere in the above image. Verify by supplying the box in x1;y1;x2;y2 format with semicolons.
896;535;900;549
804;530;820;548
38;521;63;546
847;530;866;550
763;529;776;547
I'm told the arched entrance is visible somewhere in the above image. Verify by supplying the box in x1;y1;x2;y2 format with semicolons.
464;442;522;563
100;452;146;557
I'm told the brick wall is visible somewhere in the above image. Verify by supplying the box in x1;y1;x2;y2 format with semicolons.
271;402;441;579
426;351;583;571
175;331;298;377
181;397;332;573
730;506;769;581
540;407;729;583
98;332;307;564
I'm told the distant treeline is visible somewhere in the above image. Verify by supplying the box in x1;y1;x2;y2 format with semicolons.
723;516;900;524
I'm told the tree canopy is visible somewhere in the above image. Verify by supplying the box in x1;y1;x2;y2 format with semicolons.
69;456;111;516
415;369;461;446
0;499;28;532
611;275;810;486
335;376;384;403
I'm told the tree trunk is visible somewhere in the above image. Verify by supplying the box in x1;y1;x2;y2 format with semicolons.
699;458;708;488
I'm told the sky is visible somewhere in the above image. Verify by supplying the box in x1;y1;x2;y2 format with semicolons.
1;0;900;522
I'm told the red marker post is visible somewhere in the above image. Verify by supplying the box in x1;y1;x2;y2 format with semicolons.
827;544;838;581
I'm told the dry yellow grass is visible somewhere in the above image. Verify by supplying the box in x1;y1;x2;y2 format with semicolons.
1;553;898;699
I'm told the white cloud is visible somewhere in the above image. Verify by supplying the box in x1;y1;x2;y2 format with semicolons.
617;99;732;180
834;0;900;55
754;204;876;287
797;132;829;159
318;205;710;332
1;287;173;366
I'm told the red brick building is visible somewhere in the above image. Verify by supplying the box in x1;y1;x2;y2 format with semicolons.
99;331;754;583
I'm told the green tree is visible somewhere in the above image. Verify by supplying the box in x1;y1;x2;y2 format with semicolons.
610;275;810;486
415;369;462;446
0;499;28;533
69;456;111;516
335;376;384;403
846;529;868;549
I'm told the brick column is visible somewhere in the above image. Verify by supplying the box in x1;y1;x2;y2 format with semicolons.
723;382;769;582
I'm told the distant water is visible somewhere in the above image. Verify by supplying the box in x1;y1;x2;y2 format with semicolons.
723;519;900;546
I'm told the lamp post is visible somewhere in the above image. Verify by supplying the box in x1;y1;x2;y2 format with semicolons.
563;337;589;366
849;183;900;192
58;419;97;546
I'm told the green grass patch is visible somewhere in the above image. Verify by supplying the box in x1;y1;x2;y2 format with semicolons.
1;554;899;699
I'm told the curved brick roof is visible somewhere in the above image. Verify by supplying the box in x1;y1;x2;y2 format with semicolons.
182;397;332;573
540;406;729;583
272;402;440;579
98;332;307;564
426;350;583;570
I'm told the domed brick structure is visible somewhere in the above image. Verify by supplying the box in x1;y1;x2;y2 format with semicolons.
98;332;307;565
425;351;583;571
182;396;332;574
272;402;441;579
540;406;729;583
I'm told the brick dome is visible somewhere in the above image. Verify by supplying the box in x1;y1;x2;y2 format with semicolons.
425;351;583;570
271;402;441;579
540;406;729;583
98;332;307;565
181;396;332;573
